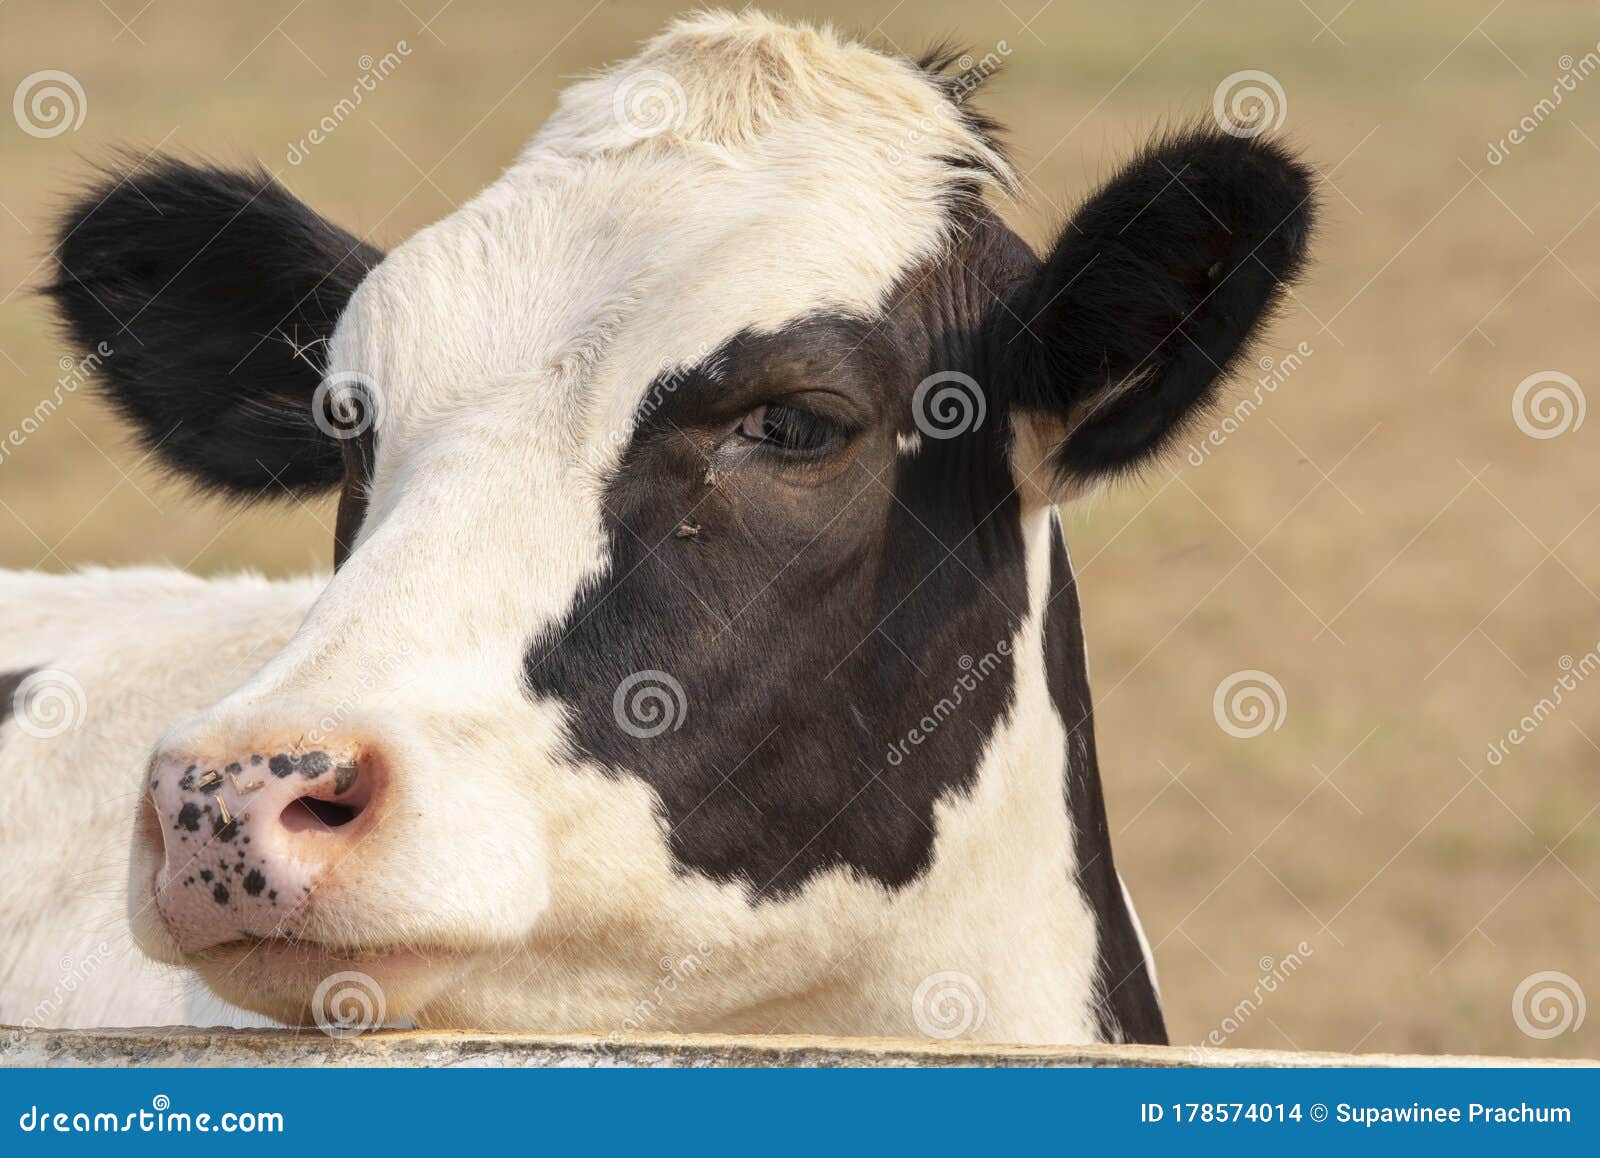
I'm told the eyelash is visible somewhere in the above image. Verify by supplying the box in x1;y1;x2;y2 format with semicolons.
736;403;843;455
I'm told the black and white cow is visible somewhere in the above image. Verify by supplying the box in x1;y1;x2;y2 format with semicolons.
0;12;1312;1043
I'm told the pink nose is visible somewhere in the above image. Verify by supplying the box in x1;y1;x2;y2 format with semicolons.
147;747;379;953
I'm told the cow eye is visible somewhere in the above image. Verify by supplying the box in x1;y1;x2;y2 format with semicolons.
736;403;842;455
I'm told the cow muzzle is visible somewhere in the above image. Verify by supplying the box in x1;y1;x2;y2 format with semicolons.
144;743;381;955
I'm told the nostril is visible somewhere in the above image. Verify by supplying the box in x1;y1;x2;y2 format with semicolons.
277;758;373;833
280;795;363;832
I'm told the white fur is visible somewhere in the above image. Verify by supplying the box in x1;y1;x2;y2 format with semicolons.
1120;873;1160;1002
0;568;304;1029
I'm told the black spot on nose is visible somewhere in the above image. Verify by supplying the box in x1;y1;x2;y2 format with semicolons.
243;868;266;896
211;883;229;904
268;750;334;779
176;802;201;832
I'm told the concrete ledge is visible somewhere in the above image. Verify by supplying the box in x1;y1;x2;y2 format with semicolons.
3;1027;1593;1068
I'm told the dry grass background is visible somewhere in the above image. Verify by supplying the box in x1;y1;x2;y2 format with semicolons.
1;0;1597;1058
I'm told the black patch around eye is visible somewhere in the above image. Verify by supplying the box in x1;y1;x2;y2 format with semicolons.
525;298;1032;901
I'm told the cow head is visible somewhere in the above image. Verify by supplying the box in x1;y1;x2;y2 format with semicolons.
48;13;1312;1038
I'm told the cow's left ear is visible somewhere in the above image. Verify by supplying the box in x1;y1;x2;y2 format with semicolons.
1007;128;1315;488
44;157;383;498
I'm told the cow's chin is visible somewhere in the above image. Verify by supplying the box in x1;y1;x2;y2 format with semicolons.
184;937;467;1028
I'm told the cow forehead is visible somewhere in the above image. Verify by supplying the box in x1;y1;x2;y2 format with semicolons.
326;12;1010;460
287;15;1017;682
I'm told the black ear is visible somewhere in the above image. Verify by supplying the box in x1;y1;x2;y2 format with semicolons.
1010;128;1315;481
44;158;383;496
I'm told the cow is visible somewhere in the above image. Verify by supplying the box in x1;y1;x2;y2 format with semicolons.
0;11;1312;1045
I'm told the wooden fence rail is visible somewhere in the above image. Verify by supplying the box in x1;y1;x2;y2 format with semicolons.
3;1027;1593;1068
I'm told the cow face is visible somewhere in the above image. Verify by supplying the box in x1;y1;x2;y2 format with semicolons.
48;13;1311;1036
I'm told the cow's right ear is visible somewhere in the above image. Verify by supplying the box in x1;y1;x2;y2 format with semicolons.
45;158;383;497
1004;128;1314;493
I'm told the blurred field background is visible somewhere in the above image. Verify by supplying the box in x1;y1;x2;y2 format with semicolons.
2;0;1597;1058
